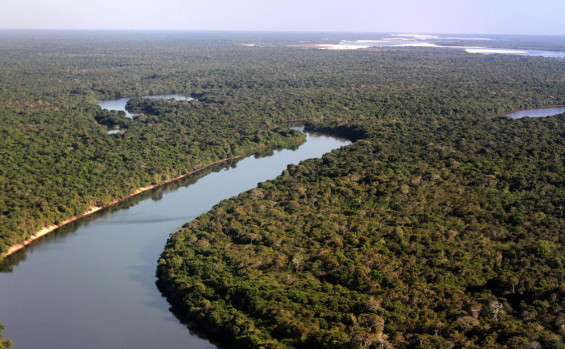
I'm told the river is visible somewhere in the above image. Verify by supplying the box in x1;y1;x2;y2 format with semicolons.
0;128;350;348
98;94;194;121
504;106;565;119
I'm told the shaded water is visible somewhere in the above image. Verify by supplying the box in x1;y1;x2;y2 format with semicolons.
504;106;565;119
98;94;194;120
0;130;350;349
99;97;134;119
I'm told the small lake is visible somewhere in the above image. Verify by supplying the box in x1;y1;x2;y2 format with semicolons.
0;129;350;349
98;97;135;119
98;94;194;119
505;106;565;119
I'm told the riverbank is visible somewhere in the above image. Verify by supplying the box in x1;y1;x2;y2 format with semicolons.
1;149;269;259
0;129;351;349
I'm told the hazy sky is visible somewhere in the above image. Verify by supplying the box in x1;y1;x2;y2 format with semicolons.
1;0;564;35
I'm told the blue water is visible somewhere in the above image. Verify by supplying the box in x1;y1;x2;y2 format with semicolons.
0;129;350;349
99;97;134;119
99;94;194;120
505;106;565;119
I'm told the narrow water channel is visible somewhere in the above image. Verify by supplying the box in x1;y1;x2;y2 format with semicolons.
0;130;350;349
98;94;194;120
504;106;565;119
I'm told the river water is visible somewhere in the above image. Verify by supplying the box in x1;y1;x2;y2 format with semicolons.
98;94;194;120
98;97;136;119
504;106;565;119
0;129;350;349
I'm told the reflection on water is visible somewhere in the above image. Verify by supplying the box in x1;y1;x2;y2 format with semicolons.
98;94;194;121
505;106;565;119
0;159;235;273
98;98;134;118
0;130;350;349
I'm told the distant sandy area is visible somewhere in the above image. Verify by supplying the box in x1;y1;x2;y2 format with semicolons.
317;44;370;50
465;48;528;54
398;43;441;48
351;40;387;43
391;33;439;40
445;36;493;41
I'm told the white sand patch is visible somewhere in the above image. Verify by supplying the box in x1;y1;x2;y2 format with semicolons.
465;48;529;54
384;37;411;41
392;33;439;40
349;40;387;43
318;44;370;50
445;36;493;41
398;43;441;48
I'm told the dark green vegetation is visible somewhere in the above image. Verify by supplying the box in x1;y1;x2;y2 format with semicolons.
153;35;565;348
159;115;565;348
0;32;312;252
0;323;12;348
1;31;565;348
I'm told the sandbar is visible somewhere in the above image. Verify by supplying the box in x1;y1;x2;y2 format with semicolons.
465;48;529;54
317;44;370;50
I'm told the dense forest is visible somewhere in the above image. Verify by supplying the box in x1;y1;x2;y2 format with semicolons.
1;31;565;347
152;35;565;348
0;32;316;252
159;114;565;348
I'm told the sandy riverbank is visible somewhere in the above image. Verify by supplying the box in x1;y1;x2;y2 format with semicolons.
1;151;269;258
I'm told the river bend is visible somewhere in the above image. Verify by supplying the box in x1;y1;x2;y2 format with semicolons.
0;129;350;349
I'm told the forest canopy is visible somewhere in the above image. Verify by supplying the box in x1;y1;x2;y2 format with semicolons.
1;31;564;348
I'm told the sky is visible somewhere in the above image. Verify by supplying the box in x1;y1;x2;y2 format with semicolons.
1;0;564;35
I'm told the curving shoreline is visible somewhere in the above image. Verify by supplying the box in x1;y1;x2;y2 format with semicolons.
1;149;269;259
490;104;565;117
